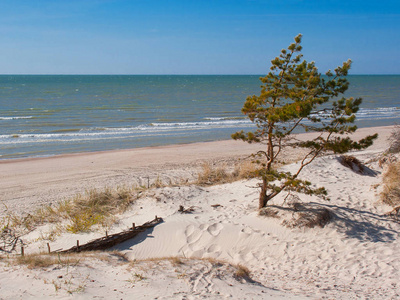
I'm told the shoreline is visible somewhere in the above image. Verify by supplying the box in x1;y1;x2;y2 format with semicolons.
0;125;394;217
0;125;394;164
0;121;398;162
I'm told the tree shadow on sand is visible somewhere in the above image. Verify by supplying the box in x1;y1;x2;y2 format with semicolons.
321;202;398;243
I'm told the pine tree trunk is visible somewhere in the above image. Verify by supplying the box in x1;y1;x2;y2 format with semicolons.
259;178;268;209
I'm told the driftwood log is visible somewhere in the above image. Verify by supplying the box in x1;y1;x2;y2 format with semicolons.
58;216;163;253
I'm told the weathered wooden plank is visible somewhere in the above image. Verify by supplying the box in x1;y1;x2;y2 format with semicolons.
58;216;163;253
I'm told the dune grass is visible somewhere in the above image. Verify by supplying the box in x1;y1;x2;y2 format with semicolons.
196;160;257;185
16;253;81;269
1;185;142;235
2;160;256;236
381;126;400;209
388;124;400;154
2;158;267;238
381;161;400;207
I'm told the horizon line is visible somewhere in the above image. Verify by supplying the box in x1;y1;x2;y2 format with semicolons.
1;73;399;76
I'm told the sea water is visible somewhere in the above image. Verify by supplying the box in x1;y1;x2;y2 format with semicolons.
0;75;399;160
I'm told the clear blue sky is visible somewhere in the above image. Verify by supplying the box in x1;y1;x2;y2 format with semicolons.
0;0;399;74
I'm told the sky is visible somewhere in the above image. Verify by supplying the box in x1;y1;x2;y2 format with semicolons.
0;0;399;75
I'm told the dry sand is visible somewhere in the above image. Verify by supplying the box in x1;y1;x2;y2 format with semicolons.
1;125;399;299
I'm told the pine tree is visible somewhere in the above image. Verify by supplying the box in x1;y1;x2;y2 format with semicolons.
232;34;378;209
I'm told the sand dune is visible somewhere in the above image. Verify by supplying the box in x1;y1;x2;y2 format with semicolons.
1;125;399;299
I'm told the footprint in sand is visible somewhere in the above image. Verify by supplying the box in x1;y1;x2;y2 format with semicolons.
240;250;256;262
241;226;253;235
207;223;223;236
185;225;203;244
185;224;195;236
206;244;222;253
199;223;208;231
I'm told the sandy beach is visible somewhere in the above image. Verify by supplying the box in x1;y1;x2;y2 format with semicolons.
1;125;399;299
0;126;393;217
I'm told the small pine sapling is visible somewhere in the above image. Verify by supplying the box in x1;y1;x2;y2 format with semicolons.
232;34;378;209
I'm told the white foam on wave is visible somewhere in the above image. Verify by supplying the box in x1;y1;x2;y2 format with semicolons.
0;118;254;144
2;107;397;146
204;117;227;120
356;107;400;118
150;119;251;128
308;107;400;120
0;116;33;120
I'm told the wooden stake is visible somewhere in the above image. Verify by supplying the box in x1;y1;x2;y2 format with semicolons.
132;223;135;230
77;240;80;251
47;243;51;253
21;246;24;257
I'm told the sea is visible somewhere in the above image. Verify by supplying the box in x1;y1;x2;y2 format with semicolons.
0;75;399;160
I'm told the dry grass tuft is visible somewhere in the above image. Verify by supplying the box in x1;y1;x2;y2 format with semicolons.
151;176;166;188
201;257;225;267
44;186;138;233
169;256;184;266
127;257;256;285
16;253;81;269
379;126;400;167
388;125;400;154
338;155;369;175
234;264;251;280
197;163;231;185
381;161;400;207
232;160;258;179
197;161;257;185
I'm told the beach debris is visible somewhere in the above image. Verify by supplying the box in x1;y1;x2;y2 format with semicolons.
385;205;400;220
0;227;24;253
178;205;195;214
338;155;377;176
211;204;222;208
57;216;163;253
